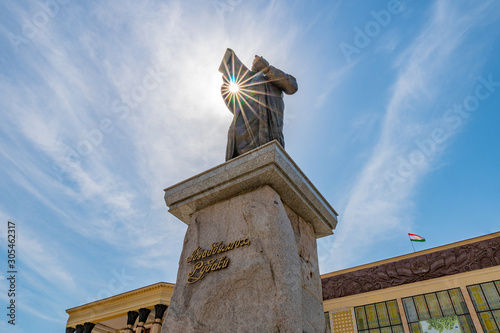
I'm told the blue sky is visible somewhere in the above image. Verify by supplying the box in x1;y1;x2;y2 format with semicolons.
0;0;499;331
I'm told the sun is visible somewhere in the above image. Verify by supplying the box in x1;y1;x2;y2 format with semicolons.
229;81;239;93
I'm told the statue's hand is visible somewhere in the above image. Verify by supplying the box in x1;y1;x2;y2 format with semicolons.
252;56;270;73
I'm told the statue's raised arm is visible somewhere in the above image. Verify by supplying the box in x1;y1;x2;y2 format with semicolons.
219;48;298;161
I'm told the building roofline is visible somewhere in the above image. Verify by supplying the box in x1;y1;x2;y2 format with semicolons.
66;281;174;314
320;231;500;279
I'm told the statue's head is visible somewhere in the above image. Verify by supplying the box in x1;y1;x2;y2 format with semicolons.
252;55;269;72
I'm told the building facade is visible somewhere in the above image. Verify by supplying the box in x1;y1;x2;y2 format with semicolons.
66;232;500;332
66;282;173;333
322;232;500;333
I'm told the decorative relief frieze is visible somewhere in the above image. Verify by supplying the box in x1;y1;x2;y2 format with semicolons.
322;236;500;300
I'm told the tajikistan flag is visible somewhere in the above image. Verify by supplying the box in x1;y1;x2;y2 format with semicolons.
408;233;425;242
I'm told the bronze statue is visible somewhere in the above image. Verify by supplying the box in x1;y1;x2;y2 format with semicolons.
219;48;298;161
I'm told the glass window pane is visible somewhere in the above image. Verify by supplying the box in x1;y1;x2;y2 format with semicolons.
495;281;500;295
426;293;443;318
469;285;490;312
376;302;390;327
458;315;477;333
409;322;422;333
370;329;381;333
325;312;331;333
437;291;456;317
380;327;392;333
414;295;431;320
392;325;404;333
356;306;368;330
366;304;379;329
450;288;469;315
387;300;402;325
483;282;500;310
403;297;419;323
478;312;500;333
493;310;500;331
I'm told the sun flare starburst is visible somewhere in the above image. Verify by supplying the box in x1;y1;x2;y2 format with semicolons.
229;82;239;93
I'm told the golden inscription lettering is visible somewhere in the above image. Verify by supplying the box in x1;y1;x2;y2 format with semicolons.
187;256;230;284
186;237;250;284
186;237;250;263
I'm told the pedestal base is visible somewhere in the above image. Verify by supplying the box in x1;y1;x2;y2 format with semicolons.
162;141;337;333
163;186;324;333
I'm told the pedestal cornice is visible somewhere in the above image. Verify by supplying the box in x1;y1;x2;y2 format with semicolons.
164;141;337;238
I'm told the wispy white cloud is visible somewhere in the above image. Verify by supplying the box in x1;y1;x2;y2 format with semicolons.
0;211;73;325
1;1;305;318
315;61;357;109
320;0;499;271
19;226;76;289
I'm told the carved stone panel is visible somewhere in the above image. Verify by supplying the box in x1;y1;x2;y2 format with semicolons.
322;236;500;300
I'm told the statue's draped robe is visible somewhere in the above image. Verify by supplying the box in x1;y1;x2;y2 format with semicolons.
220;50;298;161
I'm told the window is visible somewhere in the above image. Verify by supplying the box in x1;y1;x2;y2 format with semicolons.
355;300;404;333
402;288;476;333
329;308;356;333
467;280;500;333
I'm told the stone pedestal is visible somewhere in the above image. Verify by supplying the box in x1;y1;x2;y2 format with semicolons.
162;141;338;333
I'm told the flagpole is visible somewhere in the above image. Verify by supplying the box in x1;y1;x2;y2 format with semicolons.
408;234;416;252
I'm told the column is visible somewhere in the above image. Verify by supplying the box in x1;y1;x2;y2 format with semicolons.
125;310;139;332
135;308;152;333
83;322;95;333
151;304;168;333
65;328;75;333
75;325;84;333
